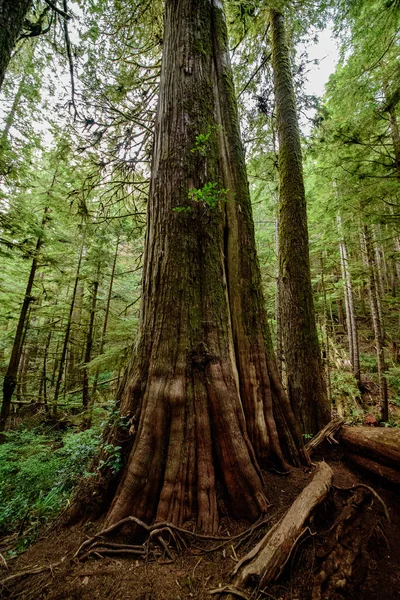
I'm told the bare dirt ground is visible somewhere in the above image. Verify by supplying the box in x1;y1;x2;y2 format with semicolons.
1;447;399;600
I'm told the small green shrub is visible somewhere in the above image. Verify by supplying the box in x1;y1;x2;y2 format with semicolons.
386;365;400;407
0;427;101;539
331;369;362;422
188;182;229;209
360;353;377;373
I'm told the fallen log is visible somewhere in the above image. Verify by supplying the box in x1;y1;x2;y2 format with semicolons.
340;426;400;483
231;462;333;591
305;417;345;455
346;453;400;486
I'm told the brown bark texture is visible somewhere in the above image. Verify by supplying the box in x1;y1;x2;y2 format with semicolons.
98;0;306;535
0;0;32;89
271;9;330;436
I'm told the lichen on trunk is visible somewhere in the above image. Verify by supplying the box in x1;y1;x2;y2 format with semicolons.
77;0;307;535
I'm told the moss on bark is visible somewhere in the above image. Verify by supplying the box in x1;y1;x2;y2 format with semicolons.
270;9;330;435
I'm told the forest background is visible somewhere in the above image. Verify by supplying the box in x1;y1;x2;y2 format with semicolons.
0;0;399;553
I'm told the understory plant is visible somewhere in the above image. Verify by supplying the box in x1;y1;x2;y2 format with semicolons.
0;426;101;548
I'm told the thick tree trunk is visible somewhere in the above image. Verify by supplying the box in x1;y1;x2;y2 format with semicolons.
95;0;307;536
270;8;330;435
0;207;47;438
0;0;32;89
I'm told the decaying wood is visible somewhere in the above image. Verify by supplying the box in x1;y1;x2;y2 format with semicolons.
312;483;387;600
231;462;333;591
346;453;400;486
341;426;400;485
305;417;345;455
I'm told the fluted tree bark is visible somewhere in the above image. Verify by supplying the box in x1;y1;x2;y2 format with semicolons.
72;0;307;535
270;9;330;435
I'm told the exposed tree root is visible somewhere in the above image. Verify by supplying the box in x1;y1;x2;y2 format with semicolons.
75;515;273;562
0;561;64;588
332;483;390;522
209;585;250;598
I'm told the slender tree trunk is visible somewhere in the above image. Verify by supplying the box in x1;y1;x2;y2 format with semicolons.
337;216;360;381
66;283;84;391
320;255;331;404
360;282;367;315
74;0;307;534
391;255;397;297
339;241;354;362
0;207;47;438
81;264;100;424
270;8;329;435
337;294;345;329
53;243;84;416
372;226;386;298
86;238;120;428
42;326;52;410
0;0;32;89
16;306;31;403
363;225;388;422
1;70;26;146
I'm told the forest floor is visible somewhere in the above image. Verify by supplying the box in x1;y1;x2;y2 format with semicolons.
1;442;399;600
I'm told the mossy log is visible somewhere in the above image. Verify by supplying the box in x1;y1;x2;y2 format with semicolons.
230;462;333;591
341;426;400;485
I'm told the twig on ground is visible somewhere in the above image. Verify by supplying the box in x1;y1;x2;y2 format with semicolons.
0;562;62;587
209;585;250;598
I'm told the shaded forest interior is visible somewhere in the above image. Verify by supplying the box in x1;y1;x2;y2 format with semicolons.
0;0;400;599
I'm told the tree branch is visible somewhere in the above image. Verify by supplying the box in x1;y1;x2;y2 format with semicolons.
44;0;71;20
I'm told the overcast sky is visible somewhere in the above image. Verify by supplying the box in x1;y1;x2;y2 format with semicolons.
303;24;340;98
